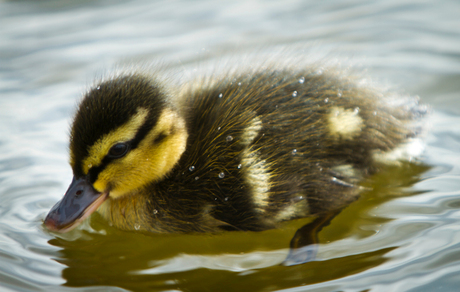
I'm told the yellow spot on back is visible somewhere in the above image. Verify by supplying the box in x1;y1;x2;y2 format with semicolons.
237;116;271;213
328;106;364;140
372;138;425;165
241;149;271;213
240;116;262;146
275;198;309;221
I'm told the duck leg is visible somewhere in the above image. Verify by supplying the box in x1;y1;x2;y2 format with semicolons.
282;209;342;266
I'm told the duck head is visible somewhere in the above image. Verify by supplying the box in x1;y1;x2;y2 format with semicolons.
44;74;188;232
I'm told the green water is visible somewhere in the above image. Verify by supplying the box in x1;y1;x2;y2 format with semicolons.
1;0;460;291
45;164;427;291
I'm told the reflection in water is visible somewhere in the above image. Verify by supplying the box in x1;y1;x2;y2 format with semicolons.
48;163;428;291
50;230;396;291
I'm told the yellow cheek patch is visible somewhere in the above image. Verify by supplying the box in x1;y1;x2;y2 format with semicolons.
94;109;188;198
81;108;149;175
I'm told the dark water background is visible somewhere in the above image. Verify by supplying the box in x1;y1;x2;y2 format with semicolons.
1;0;460;291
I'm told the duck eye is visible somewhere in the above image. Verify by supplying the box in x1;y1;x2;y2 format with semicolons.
108;143;129;158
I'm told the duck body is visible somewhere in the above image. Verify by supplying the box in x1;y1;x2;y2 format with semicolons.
45;63;426;234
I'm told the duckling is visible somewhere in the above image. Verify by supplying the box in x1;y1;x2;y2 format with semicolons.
45;62;425;260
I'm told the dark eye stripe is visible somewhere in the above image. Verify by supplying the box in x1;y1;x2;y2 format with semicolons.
152;132;168;145
87;117;155;183
130;118;155;150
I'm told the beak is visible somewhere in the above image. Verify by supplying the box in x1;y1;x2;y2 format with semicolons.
44;176;108;233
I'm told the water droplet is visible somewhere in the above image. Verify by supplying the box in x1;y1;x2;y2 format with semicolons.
237;164;242;169
316;163;323;172
292;91;298;97
189;165;195;172
224;197;229;202
218;172;225;178
226;135;233;142
214;197;218;201
238;82;241;86
217;127;221;131
218;93;223;98
354;107;360;114
337;90;342;98
88;164;92;168
315;69;323;75
153;209;158;215
299;77;305;84
134;224;140;230
195;176;200;180
324;98;329;103
373;111;377;116
96;86;101;90
299;196;303;199
292;149;297;155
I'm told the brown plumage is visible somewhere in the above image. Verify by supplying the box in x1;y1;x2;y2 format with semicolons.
44;62;426;238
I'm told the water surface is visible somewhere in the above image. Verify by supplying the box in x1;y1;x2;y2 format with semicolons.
1;0;460;291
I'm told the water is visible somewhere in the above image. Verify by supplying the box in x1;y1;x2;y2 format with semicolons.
1;0;460;291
